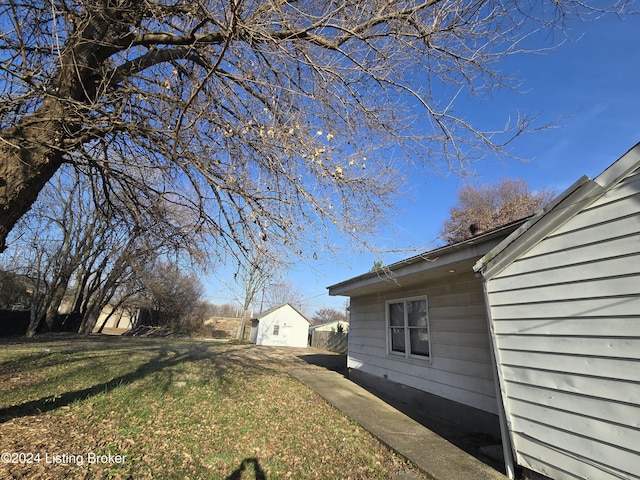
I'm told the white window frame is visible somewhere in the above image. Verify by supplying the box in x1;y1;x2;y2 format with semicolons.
385;296;430;360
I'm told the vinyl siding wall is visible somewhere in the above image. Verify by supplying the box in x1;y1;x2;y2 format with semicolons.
348;272;498;415
485;170;640;480
256;305;309;348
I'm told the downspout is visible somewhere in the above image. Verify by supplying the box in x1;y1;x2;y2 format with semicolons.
478;274;516;479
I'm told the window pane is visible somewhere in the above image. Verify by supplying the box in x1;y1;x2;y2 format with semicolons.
389;302;404;326
407;300;427;327
390;327;405;352
410;328;429;356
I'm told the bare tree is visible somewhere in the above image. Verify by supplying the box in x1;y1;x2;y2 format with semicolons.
260;278;307;313
0;0;629;258
0;270;32;310
440;178;555;243
226;245;283;339
0;189;77;336
134;261;205;331
2;165;208;335
22;239;52;337
208;303;242;318
311;307;349;325
28;170;101;331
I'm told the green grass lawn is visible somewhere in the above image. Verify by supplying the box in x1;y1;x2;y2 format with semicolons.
0;336;424;479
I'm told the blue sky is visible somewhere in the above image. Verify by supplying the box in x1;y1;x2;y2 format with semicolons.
204;11;640;316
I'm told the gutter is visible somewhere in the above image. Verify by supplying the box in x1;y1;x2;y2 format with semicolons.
329;218;528;297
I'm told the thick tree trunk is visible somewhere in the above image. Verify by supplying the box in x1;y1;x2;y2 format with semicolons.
26;308;41;338
25;290;47;338
78;299;106;336
0;104;67;252
0;6;122;252
25;315;41;338
44;274;73;331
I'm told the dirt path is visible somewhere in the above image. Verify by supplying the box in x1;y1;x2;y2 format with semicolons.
220;344;347;373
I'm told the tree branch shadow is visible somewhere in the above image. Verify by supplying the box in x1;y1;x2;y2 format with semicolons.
0;344;190;423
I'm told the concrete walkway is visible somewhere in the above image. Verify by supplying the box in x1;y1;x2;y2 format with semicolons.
289;368;508;480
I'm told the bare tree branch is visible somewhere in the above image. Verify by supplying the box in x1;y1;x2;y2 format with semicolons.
0;0;632;257
440;177;556;243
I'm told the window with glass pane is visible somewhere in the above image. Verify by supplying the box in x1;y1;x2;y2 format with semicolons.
388;302;405;353
407;300;429;356
387;297;430;359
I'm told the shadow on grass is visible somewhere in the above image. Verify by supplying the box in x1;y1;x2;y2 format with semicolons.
0;344;193;423
0;341;288;425
0;341;344;427
225;457;267;480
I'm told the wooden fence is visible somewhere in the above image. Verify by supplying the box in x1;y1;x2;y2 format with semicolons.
310;330;348;354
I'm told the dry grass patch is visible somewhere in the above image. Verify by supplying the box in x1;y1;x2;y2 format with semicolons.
0;337;425;479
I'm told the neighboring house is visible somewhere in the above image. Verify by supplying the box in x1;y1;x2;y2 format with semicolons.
90;304;160;334
91;305;161;334
93;304;136;332
473;142;640;480
309;320;349;333
329;142;640;480
328;219;529;438
252;303;310;348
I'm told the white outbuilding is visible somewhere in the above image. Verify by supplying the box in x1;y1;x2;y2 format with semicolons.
252;303;310;348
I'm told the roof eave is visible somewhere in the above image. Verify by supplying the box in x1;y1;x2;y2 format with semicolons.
594;142;640;188
473;175;595;279
328;219;527;297
475;141;640;280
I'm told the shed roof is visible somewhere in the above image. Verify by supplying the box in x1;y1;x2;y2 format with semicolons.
474;141;640;280
251;302;311;324
328;218;528;297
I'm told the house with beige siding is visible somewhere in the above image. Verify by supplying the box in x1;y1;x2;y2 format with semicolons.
474;142;640;480
330;142;640;480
